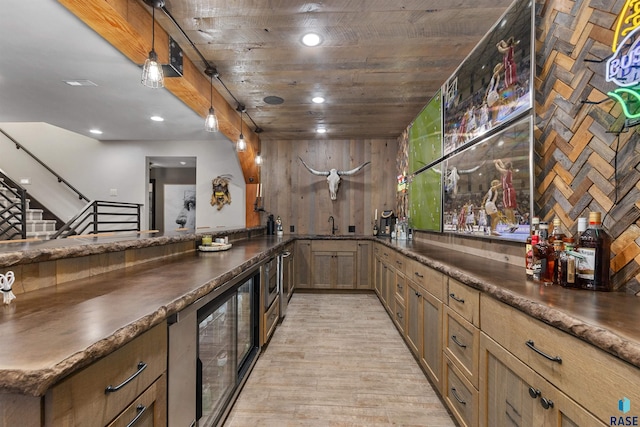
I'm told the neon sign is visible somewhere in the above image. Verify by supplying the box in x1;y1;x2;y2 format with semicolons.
607;1;640;118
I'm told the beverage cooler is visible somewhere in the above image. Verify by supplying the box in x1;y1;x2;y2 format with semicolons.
168;266;260;427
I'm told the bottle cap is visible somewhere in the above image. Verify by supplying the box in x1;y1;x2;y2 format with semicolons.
532;217;540;225
531;235;539;244
577;217;588;232
539;222;549;230
553;218;561;228
588;211;601;224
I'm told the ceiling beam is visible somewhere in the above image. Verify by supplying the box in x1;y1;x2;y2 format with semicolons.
57;0;261;184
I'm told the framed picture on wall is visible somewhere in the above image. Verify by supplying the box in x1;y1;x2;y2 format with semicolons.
164;184;196;232
442;0;533;155
442;116;532;242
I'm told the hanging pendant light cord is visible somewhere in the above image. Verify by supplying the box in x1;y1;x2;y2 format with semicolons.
159;5;262;132
151;7;155;52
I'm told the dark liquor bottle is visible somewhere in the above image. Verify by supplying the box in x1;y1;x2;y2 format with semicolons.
550;217;565;243
534;222;554;284
577;212;611;291
558;238;577;288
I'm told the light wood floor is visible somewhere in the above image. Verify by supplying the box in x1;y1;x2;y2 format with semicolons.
224;292;455;427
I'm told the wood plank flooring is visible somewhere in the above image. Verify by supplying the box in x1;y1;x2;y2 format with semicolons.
224;292;455;426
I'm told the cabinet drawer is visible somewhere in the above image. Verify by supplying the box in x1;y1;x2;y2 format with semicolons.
107;374;167;427
393;297;406;334
312;240;357;252
395;272;406;303
45;322;167;427
408;259;445;301
392;252;407;276
264;295;280;344
444;357;479;427
481;296;640;424
447;279;480;327
444;306;480;389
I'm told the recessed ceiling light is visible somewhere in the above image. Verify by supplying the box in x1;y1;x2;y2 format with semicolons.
150;116;164;122
180;161;186;165
302;33;322;47
316;128;327;134
89;129;103;135
312;96;325;104
63;79;98;87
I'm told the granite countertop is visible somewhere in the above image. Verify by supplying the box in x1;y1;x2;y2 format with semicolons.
1;233;639;397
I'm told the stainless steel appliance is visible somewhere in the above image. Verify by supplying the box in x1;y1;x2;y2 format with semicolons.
168;266;260;427
262;256;278;310
278;250;292;320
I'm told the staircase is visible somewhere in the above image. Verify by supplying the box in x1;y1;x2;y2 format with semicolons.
0;180;59;240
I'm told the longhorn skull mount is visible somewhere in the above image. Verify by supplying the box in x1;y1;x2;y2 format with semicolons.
298;157;371;200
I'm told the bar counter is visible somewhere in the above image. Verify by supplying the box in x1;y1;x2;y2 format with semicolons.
1;233;639;397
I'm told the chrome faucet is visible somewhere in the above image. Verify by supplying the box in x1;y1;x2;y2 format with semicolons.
328;215;337;235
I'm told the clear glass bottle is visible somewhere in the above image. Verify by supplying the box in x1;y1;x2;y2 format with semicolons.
550;217;565;243
558;237;577;288
525;216;540;278
577;212;611;291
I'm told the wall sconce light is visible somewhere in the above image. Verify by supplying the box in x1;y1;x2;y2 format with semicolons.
255;152;263;166
236;105;247;152
204;67;219;132
141;1;165;88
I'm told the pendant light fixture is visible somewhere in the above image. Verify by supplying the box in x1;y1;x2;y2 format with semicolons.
141;0;165;88
255;152;263;166
204;67;219;132
236;105;247;152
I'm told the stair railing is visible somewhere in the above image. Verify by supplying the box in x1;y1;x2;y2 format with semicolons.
0;128;89;202
0;181;27;240
52;200;142;239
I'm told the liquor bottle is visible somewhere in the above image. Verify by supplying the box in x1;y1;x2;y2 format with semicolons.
373;222;379;236
531;234;541;281
550;217;565;243
551;237;564;284
533;222;554;284
577;212;611;291
525;217;540;278
558;238;577;288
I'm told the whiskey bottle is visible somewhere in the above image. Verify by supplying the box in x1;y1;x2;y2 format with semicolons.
550;217;565;243
577;212;611;291
558;238;577;288
525;216;539;278
533;222;554;284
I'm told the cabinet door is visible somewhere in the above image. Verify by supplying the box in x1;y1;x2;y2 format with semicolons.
374;257;383;296
312;251;334;288
480;333;604;427
384;265;396;312
356;241;372;289
406;281;422;355
421;288;443;393
295;240;311;288
334;251;357;289
380;263;389;306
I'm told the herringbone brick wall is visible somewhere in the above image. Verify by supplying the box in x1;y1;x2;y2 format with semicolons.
401;0;640;293
535;0;640;293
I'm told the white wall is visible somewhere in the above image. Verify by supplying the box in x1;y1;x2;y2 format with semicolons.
0;123;246;230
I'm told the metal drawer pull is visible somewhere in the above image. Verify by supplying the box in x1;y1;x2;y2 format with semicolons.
397;312;403;319
449;293;465;303
414;272;424;278
540;397;554;410
126;404;148;427
105;361;147;394
526;340;562;364
451;387;466;405
415;291;422;298
451;335;467;348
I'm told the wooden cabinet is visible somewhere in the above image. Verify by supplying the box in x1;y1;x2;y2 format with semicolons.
45;322;167;427
283;243;294;300
356;240;372;289
482;295;640;425
264;294;280;343
444;357;479;427
479;333;604;427
106;374;167;427
310;241;357;289
444;306;480;389
295;240;311;289
374;253;383;296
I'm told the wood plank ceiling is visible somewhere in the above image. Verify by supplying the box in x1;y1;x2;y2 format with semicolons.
155;0;515;141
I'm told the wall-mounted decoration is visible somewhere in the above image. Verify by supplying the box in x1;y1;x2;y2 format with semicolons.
298;157;370;201
210;175;232;210
442;117;532;242
164;184;196;231
442;0;532;155
606;1;640;121
409;91;442;174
